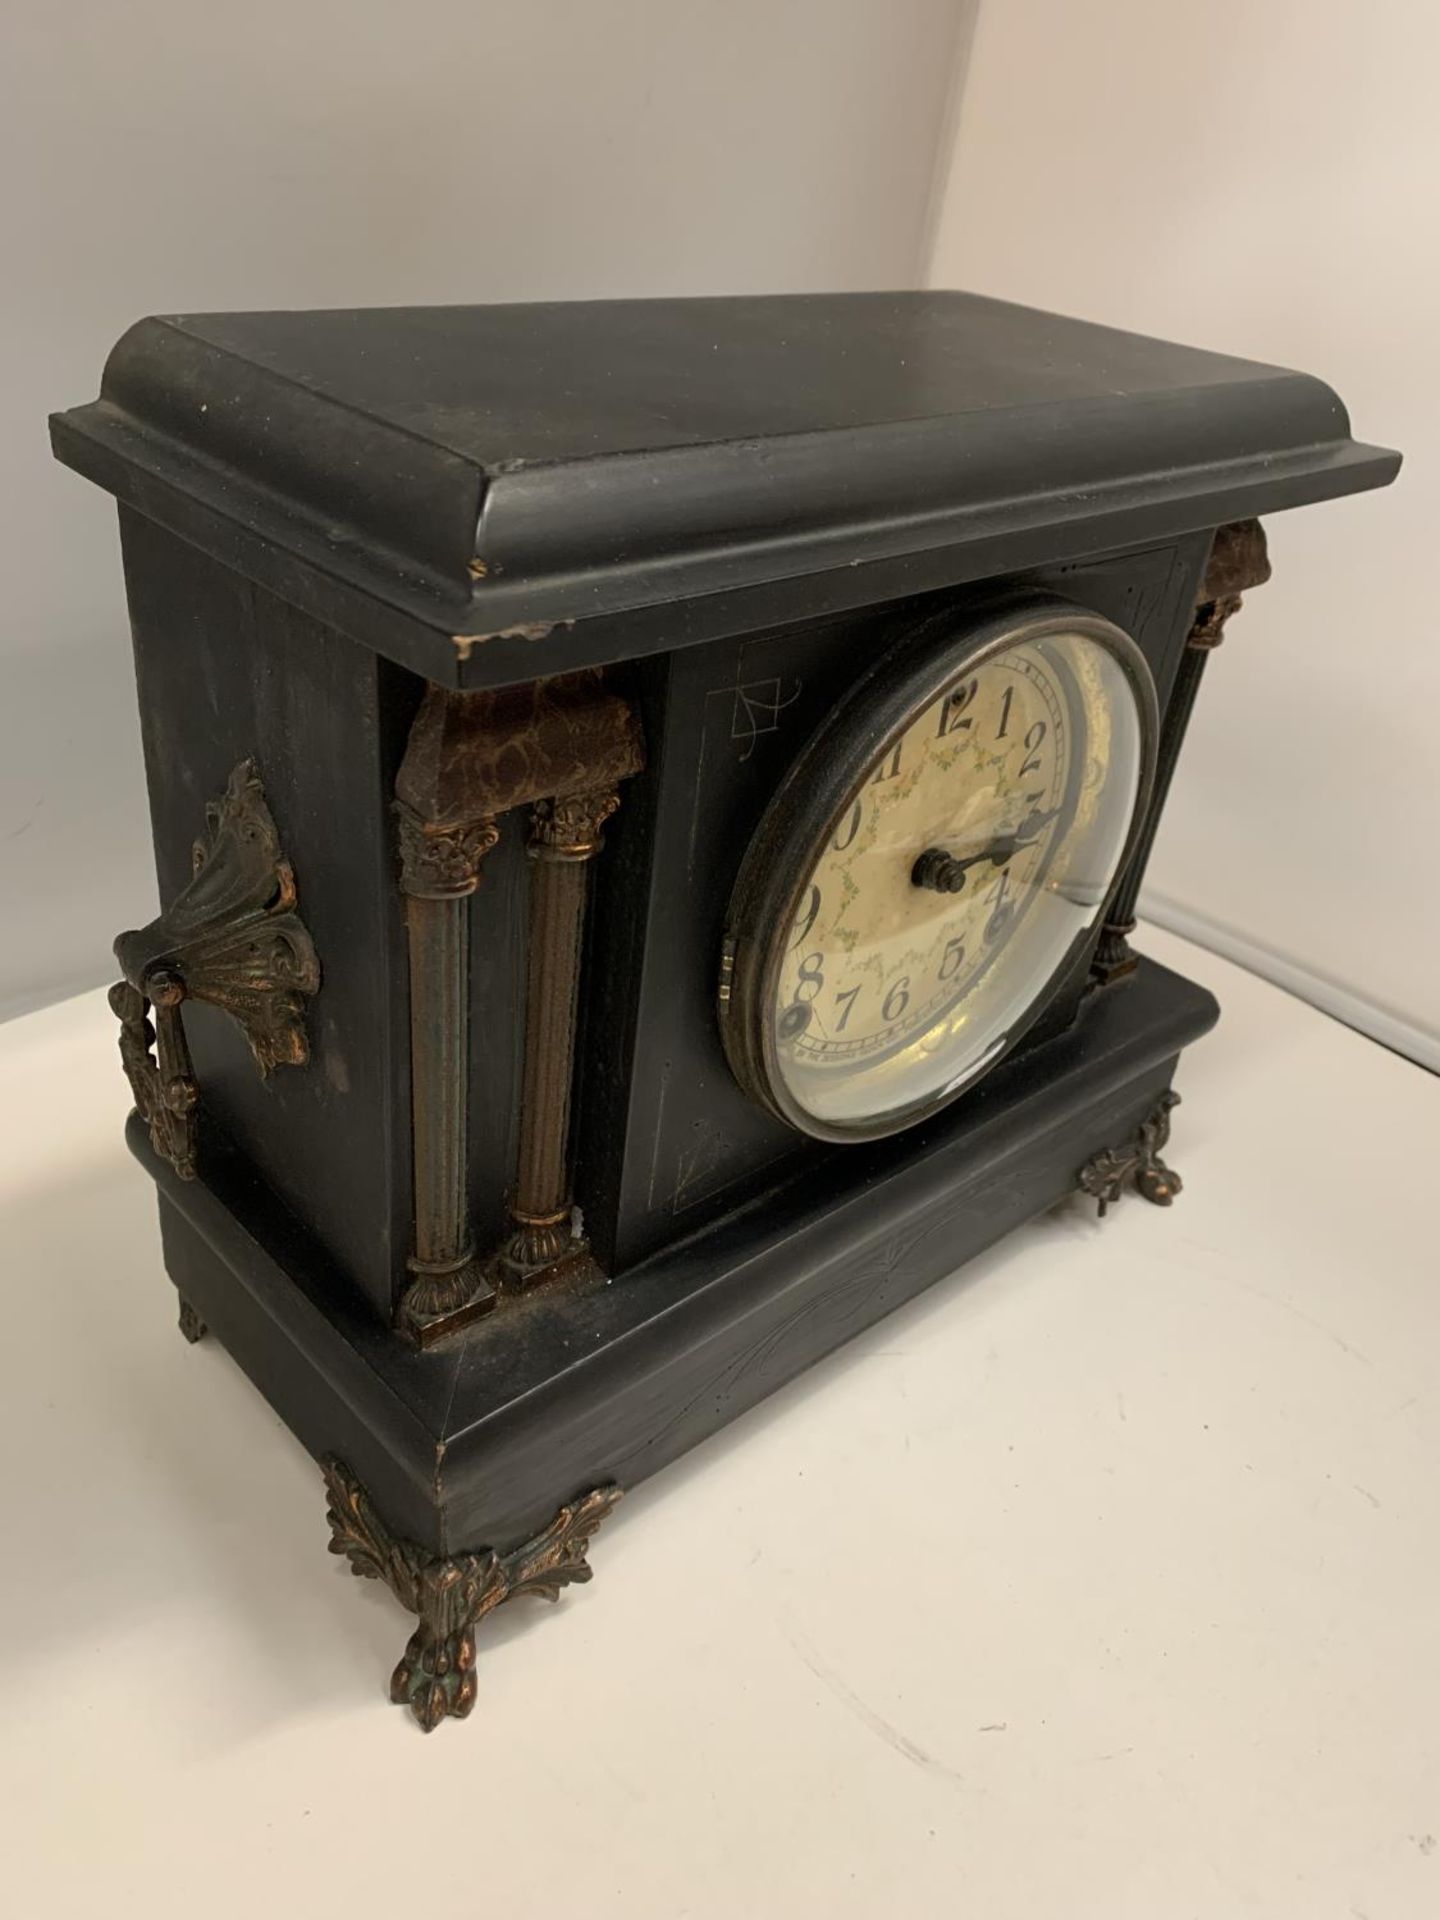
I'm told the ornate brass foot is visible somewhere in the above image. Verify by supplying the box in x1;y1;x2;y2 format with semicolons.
321;1457;621;1731
177;1295;207;1343
1077;1091;1183;1217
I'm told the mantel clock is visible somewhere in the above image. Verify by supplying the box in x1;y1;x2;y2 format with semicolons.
51;293;1399;1728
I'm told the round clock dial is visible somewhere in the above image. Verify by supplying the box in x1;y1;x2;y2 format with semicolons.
719;602;1157;1140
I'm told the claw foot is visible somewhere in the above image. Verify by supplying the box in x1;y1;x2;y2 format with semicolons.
391;1610;481;1731
177;1295;207;1343
321;1456;621;1729
1077;1091;1183;1218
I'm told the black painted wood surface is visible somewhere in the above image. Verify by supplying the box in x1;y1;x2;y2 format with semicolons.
579;536;1210;1272
120;509;418;1320
52;293;1399;689
150;955;1216;1554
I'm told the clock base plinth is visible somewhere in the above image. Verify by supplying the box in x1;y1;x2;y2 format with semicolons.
136;955;1215;1720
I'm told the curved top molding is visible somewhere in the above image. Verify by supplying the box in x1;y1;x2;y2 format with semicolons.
50;291;1399;690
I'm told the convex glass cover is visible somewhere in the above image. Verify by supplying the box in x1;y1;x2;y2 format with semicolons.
720;602;1157;1139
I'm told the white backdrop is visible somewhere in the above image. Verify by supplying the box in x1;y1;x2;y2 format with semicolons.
9;0;1431;1063
1;0;972;1021
928;0;1436;1067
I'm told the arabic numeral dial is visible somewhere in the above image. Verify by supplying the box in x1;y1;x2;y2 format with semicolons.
720;607;1156;1141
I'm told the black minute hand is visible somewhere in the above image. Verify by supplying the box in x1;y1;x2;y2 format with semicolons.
911;803;1060;894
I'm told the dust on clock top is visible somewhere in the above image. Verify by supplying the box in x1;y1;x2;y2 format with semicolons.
50;292;1398;689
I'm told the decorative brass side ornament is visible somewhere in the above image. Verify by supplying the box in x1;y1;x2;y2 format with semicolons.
1077;1090;1183;1216
321;1457;622;1731
110;760;320;1179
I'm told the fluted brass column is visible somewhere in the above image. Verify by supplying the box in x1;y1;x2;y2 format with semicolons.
502;788;621;1281
393;670;644;1321
396;808;500;1339
1092;519;1271;986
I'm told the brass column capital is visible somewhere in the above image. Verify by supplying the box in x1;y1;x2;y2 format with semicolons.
395;807;500;899
1186;518;1272;653
528;788;621;862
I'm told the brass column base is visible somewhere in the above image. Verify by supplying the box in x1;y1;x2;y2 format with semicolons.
500;1204;583;1287
1089;917;1140;988
1077;1091;1183;1217
396;1253;497;1345
321;1457;622;1731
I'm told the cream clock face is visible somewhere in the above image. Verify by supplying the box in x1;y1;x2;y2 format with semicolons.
720;604;1156;1140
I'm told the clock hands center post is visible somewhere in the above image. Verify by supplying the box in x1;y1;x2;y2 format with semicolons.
910;801;1060;895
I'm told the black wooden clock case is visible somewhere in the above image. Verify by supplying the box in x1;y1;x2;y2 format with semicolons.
51;293;1398;1727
